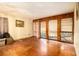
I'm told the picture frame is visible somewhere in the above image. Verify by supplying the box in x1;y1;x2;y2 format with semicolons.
16;20;24;27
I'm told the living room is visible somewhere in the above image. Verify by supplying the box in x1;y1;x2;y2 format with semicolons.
0;2;78;56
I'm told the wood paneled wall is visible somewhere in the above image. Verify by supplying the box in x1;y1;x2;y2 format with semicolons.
33;12;74;43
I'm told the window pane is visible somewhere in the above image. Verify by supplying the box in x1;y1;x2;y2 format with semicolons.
49;20;57;40
61;18;73;43
40;21;46;39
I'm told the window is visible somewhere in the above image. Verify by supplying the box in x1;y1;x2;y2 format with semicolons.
61;18;73;43
49;20;57;40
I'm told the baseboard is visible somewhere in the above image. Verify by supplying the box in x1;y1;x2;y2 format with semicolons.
14;36;35;41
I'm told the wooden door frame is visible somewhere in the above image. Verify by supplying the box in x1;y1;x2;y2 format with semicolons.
57;17;61;41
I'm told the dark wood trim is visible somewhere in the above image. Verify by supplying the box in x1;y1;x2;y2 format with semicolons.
33;19;39;22
57;17;61;41
46;20;49;39
72;14;74;43
33;12;74;21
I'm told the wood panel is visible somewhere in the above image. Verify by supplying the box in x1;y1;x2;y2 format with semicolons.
33;12;74;22
57;17;61;41
72;16;74;43
46;20;49;39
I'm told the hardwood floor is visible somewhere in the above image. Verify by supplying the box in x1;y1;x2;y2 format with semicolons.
0;37;76;56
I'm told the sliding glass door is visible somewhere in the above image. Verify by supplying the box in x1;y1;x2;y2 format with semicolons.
40;21;46;39
61;18;73;43
33;13;74;43
48;20;57;40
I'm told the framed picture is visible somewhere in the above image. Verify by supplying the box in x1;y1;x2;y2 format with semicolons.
16;20;24;27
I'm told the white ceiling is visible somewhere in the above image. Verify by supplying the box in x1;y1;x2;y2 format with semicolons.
0;2;76;19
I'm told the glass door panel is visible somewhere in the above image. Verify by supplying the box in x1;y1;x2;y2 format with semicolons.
49;20;57;40
40;21;46;39
61;18;73;43
33;21;40;38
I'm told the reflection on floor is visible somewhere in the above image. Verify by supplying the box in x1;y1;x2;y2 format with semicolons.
0;37;76;56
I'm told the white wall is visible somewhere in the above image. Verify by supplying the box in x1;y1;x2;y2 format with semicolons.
74;3;79;56
0;13;33;40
